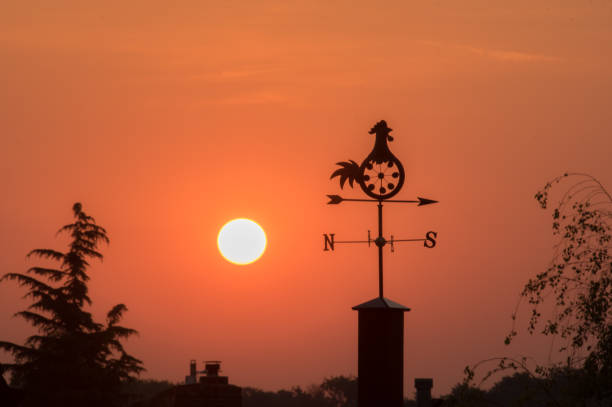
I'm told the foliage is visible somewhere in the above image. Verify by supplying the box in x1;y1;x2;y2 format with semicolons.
443;382;488;407
487;372;548;406
463;173;612;405
0;203;143;407
242;386;317;407
0;364;24;407
319;375;357;407
445;371;604;407
514;173;612;361
120;379;174;406
242;375;357;407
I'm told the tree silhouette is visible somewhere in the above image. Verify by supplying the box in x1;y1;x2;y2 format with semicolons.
0;203;143;407
464;174;612;404
319;375;356;407
444;382;488;407
523;173;612;399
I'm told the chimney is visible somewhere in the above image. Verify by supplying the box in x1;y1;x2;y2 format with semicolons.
353;297;410;407
204;361;221;377
185;360;197;384
415;378;433;407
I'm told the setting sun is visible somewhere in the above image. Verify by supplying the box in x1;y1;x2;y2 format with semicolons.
217;218;267;265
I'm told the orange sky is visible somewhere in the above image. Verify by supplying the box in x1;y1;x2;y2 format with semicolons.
2;0;612;397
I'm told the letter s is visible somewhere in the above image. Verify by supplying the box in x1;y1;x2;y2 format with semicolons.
424;231;437;248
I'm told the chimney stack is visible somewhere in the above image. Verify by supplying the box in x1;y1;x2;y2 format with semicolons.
415;378;433;407
185;360;197;384
204;361;221;377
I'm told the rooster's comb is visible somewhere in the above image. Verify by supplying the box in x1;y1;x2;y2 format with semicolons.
369;120;392;135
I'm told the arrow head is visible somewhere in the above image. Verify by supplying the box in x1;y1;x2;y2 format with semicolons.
417;197;438;206
327;195;343;205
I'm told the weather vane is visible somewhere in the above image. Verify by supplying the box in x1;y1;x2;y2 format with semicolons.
324;120;438;298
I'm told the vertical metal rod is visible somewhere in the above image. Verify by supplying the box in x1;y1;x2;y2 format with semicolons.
378;201;383;298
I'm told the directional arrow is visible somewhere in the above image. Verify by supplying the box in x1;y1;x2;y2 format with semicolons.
327;194;438;206
417;197;438;206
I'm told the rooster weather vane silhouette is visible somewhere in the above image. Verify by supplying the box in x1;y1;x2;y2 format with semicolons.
324;120;438;298
331;120;405;200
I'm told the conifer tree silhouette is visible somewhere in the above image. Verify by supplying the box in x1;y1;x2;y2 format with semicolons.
0;203;143;407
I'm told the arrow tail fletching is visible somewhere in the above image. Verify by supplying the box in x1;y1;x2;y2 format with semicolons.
327;195;343;205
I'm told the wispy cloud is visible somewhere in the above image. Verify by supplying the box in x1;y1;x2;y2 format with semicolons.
420;40;563;63
188;67;279;83
218;90;287;105
464;46;563;62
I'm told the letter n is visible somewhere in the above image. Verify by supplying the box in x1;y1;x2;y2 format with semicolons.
323;234;335;251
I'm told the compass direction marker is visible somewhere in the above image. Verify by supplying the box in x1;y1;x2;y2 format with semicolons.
324;120;439;407
322;231;437;251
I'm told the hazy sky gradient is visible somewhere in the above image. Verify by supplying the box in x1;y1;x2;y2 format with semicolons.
2;0;612;396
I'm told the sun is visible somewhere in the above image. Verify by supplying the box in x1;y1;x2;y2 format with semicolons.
217;218;267;265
